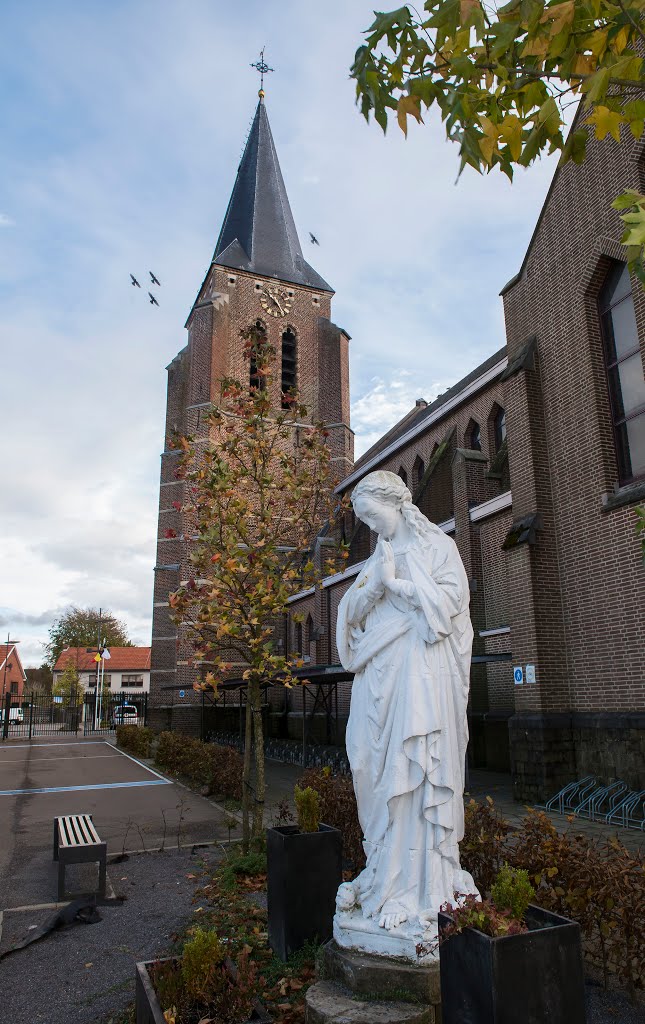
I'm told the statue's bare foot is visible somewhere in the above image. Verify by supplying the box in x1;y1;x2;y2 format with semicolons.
378;903;408;930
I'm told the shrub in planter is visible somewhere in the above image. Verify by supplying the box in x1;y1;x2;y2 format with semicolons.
294;785;320;833
437;866;585;1024
299;766;364;873
267;783;342;961
136;927;269;1024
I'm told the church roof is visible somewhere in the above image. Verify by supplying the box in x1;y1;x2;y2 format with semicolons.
212;99;332;292
341;346;508;487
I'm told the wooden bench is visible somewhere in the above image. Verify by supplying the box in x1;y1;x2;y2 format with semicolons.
53;814;107;901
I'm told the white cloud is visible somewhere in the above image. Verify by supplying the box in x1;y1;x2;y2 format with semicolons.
351;373;453;457
0;0;562;666
0;213;13;227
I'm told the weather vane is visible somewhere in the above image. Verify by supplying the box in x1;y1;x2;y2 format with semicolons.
250;47;274;98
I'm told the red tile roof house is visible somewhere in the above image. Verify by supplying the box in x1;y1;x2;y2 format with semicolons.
53;647;151;695
0;643;27;703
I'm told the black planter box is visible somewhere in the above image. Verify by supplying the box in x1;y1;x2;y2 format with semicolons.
438;904;585;1024
267;823;342;961
135;956;271;1024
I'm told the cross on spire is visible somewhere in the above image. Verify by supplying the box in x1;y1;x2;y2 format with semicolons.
250;47;274;98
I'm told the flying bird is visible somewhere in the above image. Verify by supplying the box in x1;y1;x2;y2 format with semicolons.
149;271;161;286
130;274;140;287
148;292;159;306
309;232;320;245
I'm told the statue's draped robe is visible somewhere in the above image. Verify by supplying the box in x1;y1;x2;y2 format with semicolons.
337;526;474;924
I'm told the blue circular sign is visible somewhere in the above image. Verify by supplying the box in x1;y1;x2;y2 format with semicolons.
179;689;185;698
513;667;523;685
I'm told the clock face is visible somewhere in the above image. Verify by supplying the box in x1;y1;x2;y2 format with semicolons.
260;285;294;318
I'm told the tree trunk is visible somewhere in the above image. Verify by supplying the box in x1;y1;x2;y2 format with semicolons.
241;693;253;854
251;677;266;848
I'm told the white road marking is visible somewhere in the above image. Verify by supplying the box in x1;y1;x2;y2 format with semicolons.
105;743;169;782
0;754;121;763
0;741;108;750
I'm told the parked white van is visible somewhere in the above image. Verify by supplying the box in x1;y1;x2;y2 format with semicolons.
0;706;24;725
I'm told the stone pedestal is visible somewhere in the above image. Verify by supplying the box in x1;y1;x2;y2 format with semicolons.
305;941;441;1024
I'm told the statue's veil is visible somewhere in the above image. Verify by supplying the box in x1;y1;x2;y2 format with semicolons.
350;470;446;547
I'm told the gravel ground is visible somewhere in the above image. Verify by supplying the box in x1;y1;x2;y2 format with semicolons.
0;847;222;1024
585;982;645;1023
0;844;641;1024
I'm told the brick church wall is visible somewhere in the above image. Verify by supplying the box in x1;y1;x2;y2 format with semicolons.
501;120;645;798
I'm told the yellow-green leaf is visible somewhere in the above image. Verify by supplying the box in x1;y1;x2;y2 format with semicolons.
586;105;624;142
540;1;574;37
479;134;498;164
397;94;424;136
499;113;523;160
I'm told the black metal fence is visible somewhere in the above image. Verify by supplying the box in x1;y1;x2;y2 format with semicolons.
1;691;148;740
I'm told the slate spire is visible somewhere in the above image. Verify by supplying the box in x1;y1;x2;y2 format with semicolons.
212;98;332;292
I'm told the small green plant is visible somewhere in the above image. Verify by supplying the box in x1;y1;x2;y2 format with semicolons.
151;927;258;1023
439;894;529;942
294;785;320;833
220;848;267;891
180;927;225;1000
490;864;535;920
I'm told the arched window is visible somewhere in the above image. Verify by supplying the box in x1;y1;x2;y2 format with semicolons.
281;327;297;408
294;619;303;656
599;264;645;483
468;419;482;451
249;320;267;392
413;455;425;490
305;614;314;661
493;407;506;452
398;466;408;486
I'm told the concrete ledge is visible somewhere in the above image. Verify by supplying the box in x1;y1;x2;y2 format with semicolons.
305;981;434;1024
319;941;440;1004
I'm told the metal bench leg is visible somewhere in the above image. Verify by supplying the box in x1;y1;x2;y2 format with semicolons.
97;845;107;900
58;859;66;901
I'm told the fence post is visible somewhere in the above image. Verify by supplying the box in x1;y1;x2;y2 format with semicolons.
2;692;10;741
29;692;34;740
144;692;148;726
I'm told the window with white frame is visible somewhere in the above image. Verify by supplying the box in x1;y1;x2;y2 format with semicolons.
121;674;144;688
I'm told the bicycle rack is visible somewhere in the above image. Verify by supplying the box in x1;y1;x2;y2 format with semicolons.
544;777;645;830
544;775;596;815
606;789;645;831
577;780;628;822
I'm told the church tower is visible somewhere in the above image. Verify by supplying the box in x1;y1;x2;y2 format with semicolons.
149;93;353;723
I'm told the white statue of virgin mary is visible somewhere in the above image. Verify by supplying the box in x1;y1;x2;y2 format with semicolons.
334;470;479;959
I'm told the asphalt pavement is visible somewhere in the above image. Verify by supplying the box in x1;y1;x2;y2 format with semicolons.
0;736;233;910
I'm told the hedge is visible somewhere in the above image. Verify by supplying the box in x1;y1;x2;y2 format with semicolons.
115;724;153;758
155;731;243;801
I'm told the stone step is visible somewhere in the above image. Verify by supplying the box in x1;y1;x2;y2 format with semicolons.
305;980;435;1024
319;940;440;1004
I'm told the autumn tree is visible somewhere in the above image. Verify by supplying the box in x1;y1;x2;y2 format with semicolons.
352;1;645;276
45;606;132;667
169;326;347;851
52;662;83;708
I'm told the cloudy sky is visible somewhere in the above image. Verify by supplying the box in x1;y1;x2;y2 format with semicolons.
0;0;561;667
